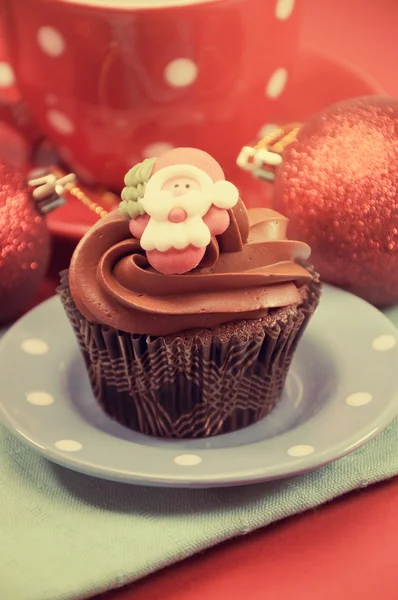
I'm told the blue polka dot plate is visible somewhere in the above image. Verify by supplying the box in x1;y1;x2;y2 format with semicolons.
0;284;398;489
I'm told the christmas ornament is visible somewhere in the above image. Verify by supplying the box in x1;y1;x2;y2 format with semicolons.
0;162;75;323
237;96;398;307
120;148;239;274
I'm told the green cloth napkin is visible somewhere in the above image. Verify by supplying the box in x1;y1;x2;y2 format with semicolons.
1;305;398;600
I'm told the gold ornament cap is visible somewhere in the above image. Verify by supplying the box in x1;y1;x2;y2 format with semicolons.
237;123;302;181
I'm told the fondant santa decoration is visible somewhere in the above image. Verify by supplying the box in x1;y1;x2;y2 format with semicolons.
120;148;239;274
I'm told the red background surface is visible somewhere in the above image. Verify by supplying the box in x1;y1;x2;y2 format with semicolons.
94;2;398;599
105;480;398;600
301;0;398;97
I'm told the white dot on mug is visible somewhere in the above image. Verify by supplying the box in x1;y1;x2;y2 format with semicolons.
37;26;66;57
266;68;288;99
258;123;280;138
0;62;15;88
164;58;198;88
142;142;174;159
46;109;75;135
275;0;295;20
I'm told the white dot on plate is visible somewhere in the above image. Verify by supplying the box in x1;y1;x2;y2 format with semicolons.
174;454;202;466
372;334;397;352
0;62;15;88
54;440;83;452
47;109;75;135
26;391;54;406
266;68;288;99
275;0;295;20
287;444;315;457
37;26;66;57
164;58;198;88
346;392;373;407
21;338;49;355
142;142;174;159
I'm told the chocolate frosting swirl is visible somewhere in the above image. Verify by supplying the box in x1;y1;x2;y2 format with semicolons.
69;202;312;336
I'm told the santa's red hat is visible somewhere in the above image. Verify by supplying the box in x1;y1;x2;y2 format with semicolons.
145;147;239;211
152;147;225;182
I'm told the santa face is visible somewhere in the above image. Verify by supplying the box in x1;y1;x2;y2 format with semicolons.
141;174;213;223
161;176;201;194
140;173;215;252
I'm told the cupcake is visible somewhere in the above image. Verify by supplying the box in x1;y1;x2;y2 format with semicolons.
58;148;321;438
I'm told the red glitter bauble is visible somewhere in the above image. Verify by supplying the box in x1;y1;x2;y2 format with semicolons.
0;162;50;323
273;96;398;307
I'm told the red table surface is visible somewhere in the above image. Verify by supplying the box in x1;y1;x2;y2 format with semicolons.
100;479;398;600
23;0;398;598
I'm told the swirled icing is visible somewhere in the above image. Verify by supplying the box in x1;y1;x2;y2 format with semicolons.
69;200;312;336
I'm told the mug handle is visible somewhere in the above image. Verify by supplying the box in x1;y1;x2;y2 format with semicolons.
0;0;45;163
0;0;20;101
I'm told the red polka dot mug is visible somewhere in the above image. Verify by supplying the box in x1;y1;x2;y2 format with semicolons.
3;0;302;190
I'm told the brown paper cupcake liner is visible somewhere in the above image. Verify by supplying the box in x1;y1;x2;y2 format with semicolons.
57;270;321;438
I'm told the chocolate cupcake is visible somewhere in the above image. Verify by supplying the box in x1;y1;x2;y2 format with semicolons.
58;148;321;438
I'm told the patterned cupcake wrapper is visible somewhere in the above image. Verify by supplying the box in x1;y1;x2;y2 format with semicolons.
57;270;320;438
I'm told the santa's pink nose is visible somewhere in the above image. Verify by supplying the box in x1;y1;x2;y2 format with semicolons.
168;208;188;223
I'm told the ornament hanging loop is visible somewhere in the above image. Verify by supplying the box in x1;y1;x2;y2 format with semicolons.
237;123;302;181
28;172;76;214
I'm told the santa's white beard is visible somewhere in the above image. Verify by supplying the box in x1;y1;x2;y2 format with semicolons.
140;216;211;252
140;188;213;252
